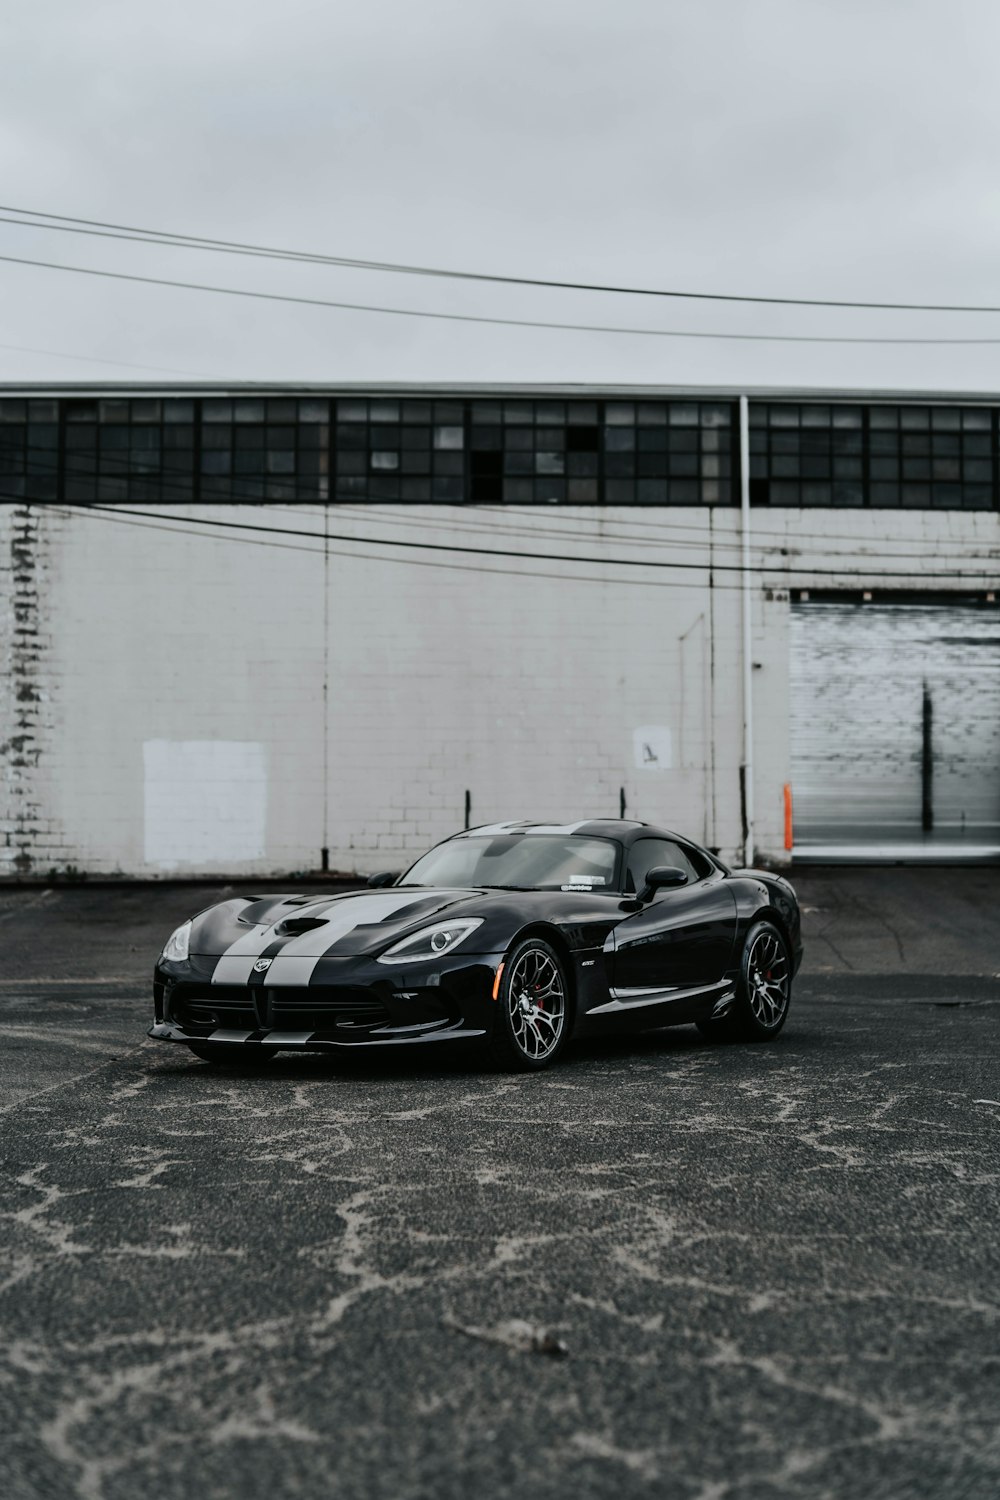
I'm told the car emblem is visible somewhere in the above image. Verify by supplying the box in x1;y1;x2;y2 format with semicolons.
253;957;273;972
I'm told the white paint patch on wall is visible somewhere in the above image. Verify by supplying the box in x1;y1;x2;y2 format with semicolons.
633;727;673;771
143;740;267;870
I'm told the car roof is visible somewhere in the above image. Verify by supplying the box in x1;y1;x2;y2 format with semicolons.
450;819;693;847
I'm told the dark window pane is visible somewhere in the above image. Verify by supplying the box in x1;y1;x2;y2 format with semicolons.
130;400;161;423
800;406;831;427
962;408;992;430
536;427;565;448
432;475;463;500
669;479;699;503
566;403;598;424
769;406;798;427
832;484;863;507
963;459;991;481
604;453;635;477
201;450;231;475
637;428;669;452
401;477;432;500
638;453;668;477
603;427;634;451
401;425;431;449
399;450;430;474
399;400;432;423
336;452;366;475
668;404;698;427
870;457;899;480
434;452;464;475
504;452;533;475
869;407;897;428
234;400;265;423
700;403;731;428
504;427;534;450
470;402;502;423
637;402;667;426
267;451;296;474
534;402;565;423
605;480;635;503
234;426;264;448
298;400;329;422
535;452;564;474
202;400;232;422
568;478;598;501
900;407;929;430
99;400;129;422
637;479;667;503
567;451;598;476
370;400;399;423
566;425;599;451
202;425;231;449
605;403;634;425
870;482;900;505
534;478;565;501
503;478;533;501
831;406;862;428
930;407;961;430
336;424;367;449
266;399;297;422
337;400;367;421
470;426;502;450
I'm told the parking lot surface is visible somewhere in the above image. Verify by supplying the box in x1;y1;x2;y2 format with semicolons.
1;870;998;1499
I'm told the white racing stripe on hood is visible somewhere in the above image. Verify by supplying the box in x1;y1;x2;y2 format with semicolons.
211;889;441;986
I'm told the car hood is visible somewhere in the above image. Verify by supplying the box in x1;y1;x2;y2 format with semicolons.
189;887;495;962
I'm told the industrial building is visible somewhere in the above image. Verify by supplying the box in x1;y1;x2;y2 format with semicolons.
1;383;998;879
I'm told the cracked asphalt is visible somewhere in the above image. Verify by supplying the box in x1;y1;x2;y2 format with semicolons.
1;869;998;1500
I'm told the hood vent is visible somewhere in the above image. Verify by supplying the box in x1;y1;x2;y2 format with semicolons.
274;916;328;937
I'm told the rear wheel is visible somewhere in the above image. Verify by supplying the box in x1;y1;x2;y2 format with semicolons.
488;938;571;1071
186;1042;273;1066
697;920;791;1042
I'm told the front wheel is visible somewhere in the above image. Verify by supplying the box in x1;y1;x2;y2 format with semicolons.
488;938;571;1072
697;920;791;1042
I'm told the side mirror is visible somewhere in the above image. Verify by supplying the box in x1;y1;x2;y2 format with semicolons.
366;871;398;888
636;865;688;903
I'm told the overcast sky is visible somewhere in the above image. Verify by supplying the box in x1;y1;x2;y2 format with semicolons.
3;0;1000;392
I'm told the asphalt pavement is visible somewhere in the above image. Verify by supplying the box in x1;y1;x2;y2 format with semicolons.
1;870;998;1500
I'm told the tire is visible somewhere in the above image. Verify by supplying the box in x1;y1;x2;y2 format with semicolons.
186;1042;274;1066
488;937;572;1072
697;920;792;1043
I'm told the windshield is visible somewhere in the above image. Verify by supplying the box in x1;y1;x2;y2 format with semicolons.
400;834;620;892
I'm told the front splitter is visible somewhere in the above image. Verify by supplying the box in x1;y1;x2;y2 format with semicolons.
148;1020;486;1050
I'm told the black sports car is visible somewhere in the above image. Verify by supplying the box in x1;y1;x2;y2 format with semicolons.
149;820;802;1070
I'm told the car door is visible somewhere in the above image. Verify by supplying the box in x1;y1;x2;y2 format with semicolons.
609;838;738;1001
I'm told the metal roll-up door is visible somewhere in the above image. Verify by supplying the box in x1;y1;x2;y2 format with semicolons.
789;601;1000;858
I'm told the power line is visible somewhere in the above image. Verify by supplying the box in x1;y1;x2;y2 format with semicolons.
33;500;998;597
5;203;1000;315
6;251;1000;347
60;501;1000;583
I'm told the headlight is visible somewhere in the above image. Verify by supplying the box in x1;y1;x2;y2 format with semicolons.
376;918;484;965
162;920;192;962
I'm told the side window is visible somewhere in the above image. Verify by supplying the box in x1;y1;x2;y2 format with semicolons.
626;838;700;892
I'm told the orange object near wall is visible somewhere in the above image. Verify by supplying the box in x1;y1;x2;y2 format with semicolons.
783;783;793;851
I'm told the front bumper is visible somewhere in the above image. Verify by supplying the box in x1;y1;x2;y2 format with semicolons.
149;951;500;1051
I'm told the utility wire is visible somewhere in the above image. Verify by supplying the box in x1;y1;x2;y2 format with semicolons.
33;500;997;597
6;203;1000;315
57;501;1000;582
5;251;1000;346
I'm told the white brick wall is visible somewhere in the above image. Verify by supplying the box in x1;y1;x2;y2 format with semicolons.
1;501;996;877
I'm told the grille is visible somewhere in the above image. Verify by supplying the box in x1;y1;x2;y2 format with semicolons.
170;985;391;1034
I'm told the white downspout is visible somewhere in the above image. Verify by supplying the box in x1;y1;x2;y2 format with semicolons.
739;395;754;868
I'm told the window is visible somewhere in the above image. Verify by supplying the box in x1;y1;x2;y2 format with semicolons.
626;839;702;893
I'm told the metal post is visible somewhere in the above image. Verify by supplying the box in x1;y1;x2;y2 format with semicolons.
739;396;755;868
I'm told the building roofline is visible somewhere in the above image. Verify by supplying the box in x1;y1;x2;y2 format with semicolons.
3;381;1000;403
